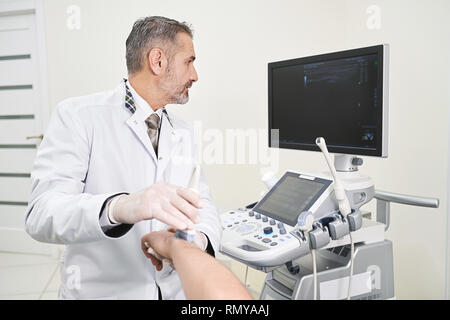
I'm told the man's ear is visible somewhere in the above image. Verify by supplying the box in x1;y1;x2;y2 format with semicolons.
148;48;167;75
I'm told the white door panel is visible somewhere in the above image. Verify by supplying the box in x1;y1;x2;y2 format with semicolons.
0;29;32;56
0;88;35;115
0;118;36;144
0;13;31;30
0;148;36;173
0;6;51;256
0;176;31;203
0;228;52;255
0;204;26;228
0;58;34;86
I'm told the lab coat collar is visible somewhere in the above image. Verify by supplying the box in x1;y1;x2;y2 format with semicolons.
127;82;163;125
122;79;174;128
121;79;181;166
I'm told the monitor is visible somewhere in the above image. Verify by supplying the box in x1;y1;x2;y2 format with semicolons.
268;44;389;157
253;171;333;226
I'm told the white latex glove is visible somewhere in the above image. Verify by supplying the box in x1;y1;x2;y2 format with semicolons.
110;182;203;230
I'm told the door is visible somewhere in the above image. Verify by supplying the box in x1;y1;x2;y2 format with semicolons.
0;1;52;255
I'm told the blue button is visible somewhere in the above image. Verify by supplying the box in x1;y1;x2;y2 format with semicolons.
263;227;273;235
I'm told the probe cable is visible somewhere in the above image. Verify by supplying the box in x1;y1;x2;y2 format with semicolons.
347;231;354;300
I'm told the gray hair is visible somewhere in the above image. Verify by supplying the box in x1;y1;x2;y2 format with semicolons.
126;16;193;75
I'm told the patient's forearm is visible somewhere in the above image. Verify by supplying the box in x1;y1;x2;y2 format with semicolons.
171;241;252;300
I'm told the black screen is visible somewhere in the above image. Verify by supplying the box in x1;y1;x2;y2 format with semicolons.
269;45;385;156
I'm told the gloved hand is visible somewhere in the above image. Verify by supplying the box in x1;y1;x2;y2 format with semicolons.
109;182;203;230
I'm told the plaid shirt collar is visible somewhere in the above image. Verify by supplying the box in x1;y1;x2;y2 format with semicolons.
123;78;173;127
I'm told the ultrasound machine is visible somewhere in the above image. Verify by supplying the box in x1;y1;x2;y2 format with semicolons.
219;44;440;300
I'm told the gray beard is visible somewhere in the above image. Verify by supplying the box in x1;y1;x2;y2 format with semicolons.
174;90;189;104
159;82;189;105
159;67;190;105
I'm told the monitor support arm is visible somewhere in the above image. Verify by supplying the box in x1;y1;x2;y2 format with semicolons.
334;154;364;172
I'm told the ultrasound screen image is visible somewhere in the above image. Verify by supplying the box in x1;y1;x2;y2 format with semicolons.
270;53;380;152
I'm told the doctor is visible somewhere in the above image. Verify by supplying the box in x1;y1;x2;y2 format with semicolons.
25;16;222;299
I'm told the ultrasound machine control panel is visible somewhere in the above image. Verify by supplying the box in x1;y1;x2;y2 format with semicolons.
219;171;370;268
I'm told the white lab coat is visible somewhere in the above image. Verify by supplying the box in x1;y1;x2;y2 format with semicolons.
25;81;222;299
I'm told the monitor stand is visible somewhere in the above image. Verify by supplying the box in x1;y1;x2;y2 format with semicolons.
333;154;374;192
334;154;364;172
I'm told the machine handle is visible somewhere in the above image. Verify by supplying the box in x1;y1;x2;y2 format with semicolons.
374;189;439;231
374;190;439;208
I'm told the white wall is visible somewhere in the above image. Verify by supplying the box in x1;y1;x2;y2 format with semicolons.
341;0;450;299
42;0;450;299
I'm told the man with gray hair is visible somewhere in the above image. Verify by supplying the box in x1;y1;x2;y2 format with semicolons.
25;16;222;300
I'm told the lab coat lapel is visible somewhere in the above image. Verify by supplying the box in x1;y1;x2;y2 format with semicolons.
126;110;158;164
156;112;183;179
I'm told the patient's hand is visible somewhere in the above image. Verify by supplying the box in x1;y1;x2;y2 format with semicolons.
141;229;195;270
